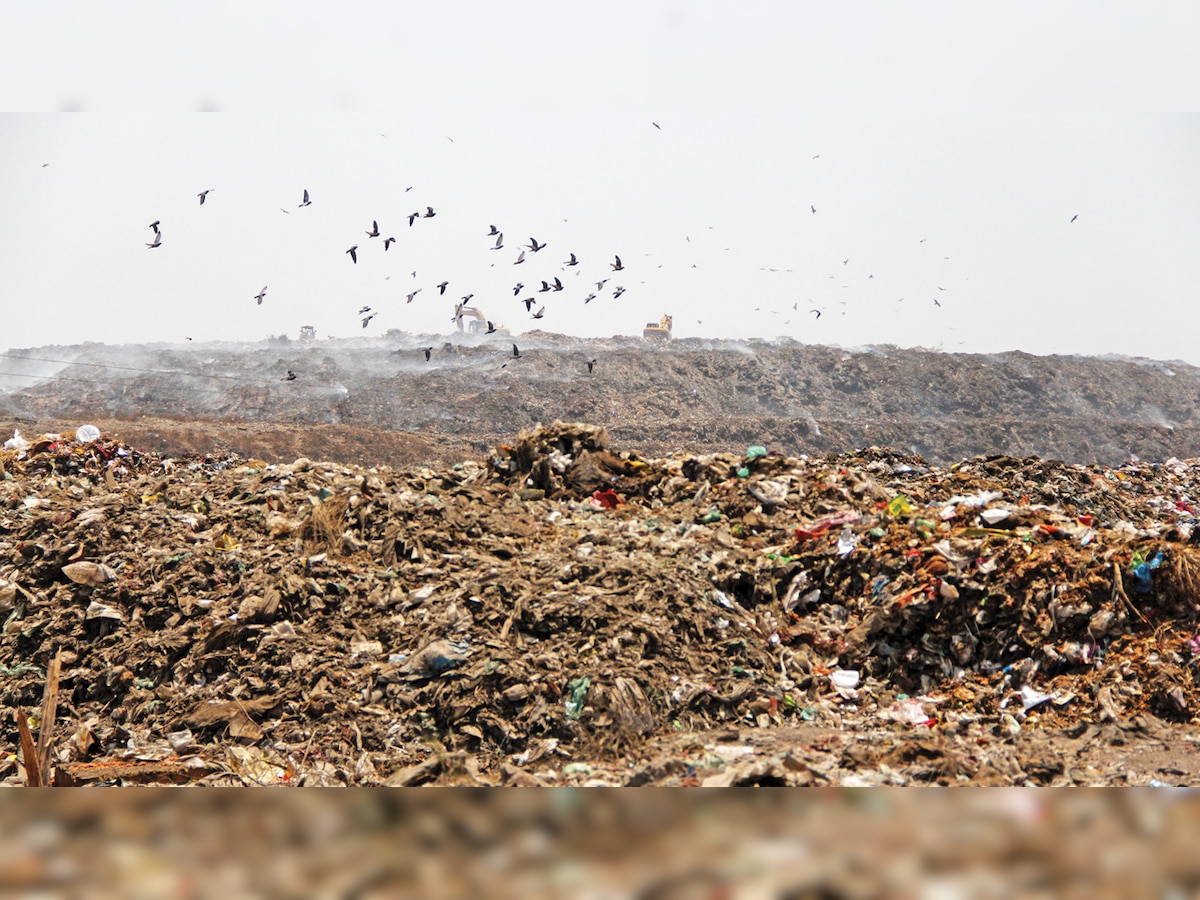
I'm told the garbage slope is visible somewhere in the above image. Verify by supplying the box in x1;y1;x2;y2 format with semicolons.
7;337;1200;466
3;422;1200;785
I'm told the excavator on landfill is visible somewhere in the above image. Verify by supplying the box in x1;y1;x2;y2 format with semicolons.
455;306;510;336
643;314;672;341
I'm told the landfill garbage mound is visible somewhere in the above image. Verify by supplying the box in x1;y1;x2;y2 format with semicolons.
3;421;1200;786
5;336;1200;467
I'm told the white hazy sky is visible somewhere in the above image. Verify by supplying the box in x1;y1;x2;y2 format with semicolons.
3;3;1199;362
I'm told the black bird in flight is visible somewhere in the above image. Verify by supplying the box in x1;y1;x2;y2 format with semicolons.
406;290;421;303
486;321;497;333
491;233;504;250
611;255;623;271
149;220;160;232
811;205;816;214
810;308;821;318
539;280;552;292
933;298;941;307
423;206;436;218
612;286;625;299
437;281;449;294
1070;214;1079;223
346;245;358;263
384;236;396;250
146;231;162;248
198;190;212;205
423;347;433;361
299;189;311;208
511;344;523;359
254;286;267;305
521;297;535;311
583;293;596;304
552;277;564;291
366;220;380;238
488;225;499;235
652;122;661;130
531;306;545;319
408;212;419;226
596;279;608;290
461;293;474;305
361;313;377;328
587;358;596;373
527;236;546;252
565;252;578;266
359;306;372;314
513;250;526;265
284;370;297;381
513;282;524;295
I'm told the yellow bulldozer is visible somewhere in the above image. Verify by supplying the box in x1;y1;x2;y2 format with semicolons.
643;314;672;341
455;306;510;336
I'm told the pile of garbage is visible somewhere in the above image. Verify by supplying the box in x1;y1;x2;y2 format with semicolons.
3;421;1200;785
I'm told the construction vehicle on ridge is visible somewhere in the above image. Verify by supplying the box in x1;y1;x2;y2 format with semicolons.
455;306;510;336
643;314;672;341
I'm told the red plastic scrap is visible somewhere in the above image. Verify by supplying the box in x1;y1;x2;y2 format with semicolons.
591;488;622;509
793;509;860;542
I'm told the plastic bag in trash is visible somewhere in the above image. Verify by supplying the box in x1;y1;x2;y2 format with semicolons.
3;429;29;452
76;424;101;443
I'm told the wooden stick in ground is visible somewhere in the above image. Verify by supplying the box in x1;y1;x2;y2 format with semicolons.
36;650;62;788
16;709;40;787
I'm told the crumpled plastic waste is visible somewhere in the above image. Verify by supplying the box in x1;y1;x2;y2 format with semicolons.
1130;551;1164;593
565;677;591;719
379;639;471;682
830;669;860;692
590;488;622;509
3;430;29;452
836;526;859;557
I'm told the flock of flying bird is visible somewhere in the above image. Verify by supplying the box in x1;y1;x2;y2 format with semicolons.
142;146;1085;380
144;183;629;379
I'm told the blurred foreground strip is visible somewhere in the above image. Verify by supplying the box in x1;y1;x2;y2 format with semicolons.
0;790;1197;897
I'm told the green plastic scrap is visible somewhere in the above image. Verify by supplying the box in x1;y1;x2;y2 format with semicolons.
735;467;750;478
565;677;591;719
702;507;722;524
745;445;768;459
0;663;44;678
888;495;914;517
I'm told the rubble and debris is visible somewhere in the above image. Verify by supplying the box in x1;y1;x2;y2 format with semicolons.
5;421;1200;785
